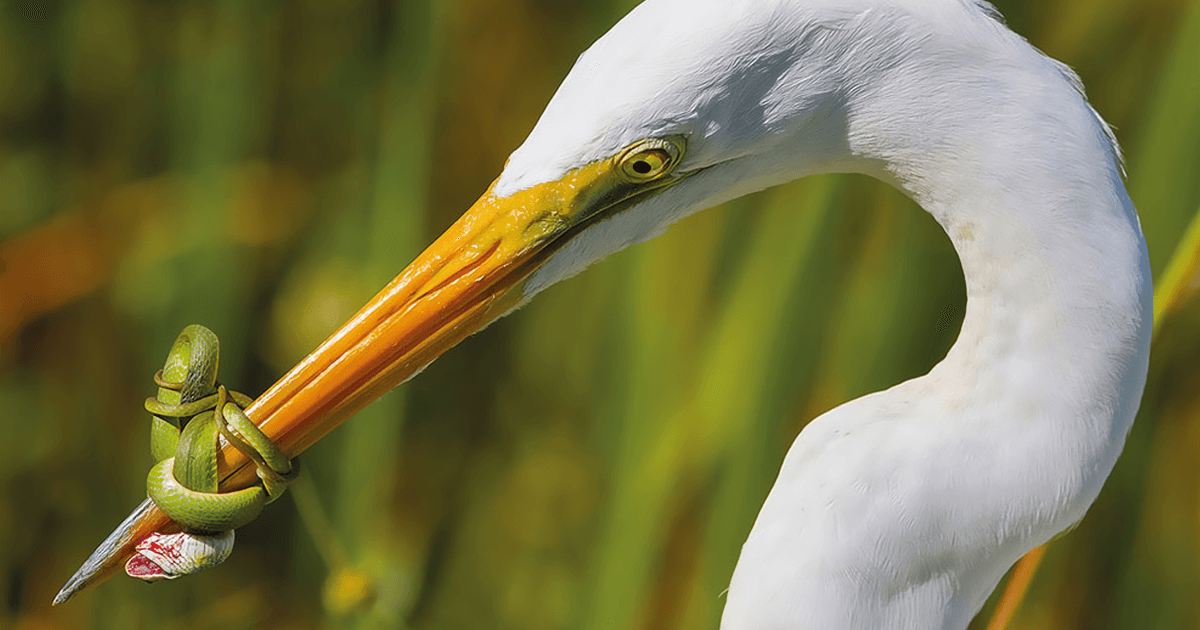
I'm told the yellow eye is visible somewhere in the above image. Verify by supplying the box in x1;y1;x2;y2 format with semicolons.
618;137;684;182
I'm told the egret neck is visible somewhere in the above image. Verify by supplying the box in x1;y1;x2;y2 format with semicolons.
719;6;1152;628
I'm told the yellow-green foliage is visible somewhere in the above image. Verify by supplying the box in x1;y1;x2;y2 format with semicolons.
1;1;1198;629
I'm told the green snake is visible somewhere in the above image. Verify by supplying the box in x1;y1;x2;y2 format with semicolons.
126;325;294;581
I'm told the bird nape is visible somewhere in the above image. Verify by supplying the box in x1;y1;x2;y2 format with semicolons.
58;0;1152;628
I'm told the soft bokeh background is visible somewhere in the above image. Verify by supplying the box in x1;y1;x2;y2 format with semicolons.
2;0;1199;628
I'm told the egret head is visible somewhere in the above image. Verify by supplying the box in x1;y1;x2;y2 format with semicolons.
492;0;866;297
487;0;1023;295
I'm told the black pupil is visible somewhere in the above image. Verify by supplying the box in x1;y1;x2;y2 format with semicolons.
632;160;653;174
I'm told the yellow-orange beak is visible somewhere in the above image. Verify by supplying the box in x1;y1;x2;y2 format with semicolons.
55;139;688;603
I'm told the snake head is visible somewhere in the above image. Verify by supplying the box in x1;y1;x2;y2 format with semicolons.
124;530;235;582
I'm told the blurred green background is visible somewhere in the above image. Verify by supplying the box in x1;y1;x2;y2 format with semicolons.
2;0;1199;628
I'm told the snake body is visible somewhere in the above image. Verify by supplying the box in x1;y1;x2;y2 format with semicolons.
126;325;294;581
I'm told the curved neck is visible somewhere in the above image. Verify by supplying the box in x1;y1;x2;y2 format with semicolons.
725;32;1153;627
921;152;1150;445
706;5;1154;629
839;21;1153;442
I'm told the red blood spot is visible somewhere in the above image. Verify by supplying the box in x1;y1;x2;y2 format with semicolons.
125;553;169;581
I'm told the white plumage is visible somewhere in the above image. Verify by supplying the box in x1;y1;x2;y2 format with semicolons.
495;0;1152;627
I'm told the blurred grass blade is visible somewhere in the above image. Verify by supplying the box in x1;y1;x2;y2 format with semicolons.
1152;205;1200;333
1128;0;1200;273
582;177;839;630
676;178;842;628
581;197;725;630
984;544;1047;630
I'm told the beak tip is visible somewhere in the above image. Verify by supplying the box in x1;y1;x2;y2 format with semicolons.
54;552;100;605
54;497;161;605
52;581;80;606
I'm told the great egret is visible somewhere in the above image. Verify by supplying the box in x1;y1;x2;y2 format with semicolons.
58;0;1152;626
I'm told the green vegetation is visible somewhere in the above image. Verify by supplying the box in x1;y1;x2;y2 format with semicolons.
1;0;1198;628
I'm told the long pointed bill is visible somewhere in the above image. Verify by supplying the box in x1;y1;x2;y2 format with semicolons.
55;138;688;604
